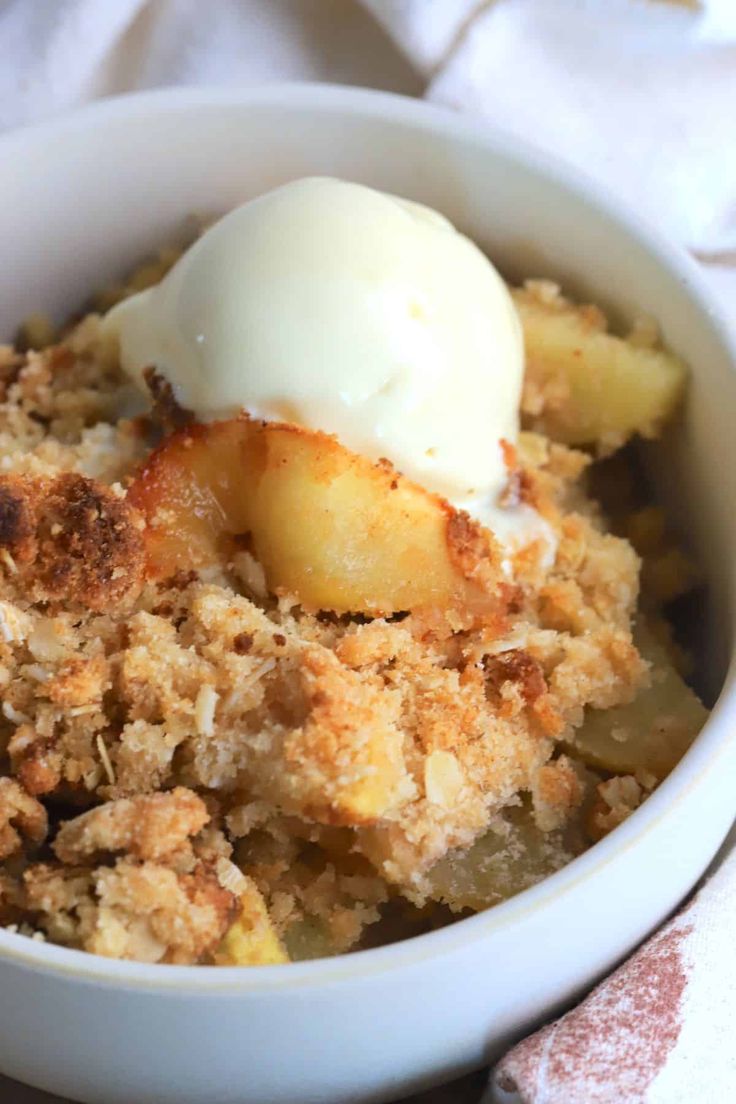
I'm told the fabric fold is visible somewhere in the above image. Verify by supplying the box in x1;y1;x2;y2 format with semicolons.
490;836;736;1103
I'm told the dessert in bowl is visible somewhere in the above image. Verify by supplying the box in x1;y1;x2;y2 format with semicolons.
0;174;707;965
0;86;733;1104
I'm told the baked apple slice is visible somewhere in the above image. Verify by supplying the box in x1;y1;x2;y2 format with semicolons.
128;417;506;619
214;879;288;967
515;283;686;448
420;802;586;911
565;624;708;781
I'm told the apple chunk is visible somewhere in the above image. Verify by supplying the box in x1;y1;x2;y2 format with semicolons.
514;284;686;449
566;625;708;780
128;417;506;618
421;804;586;912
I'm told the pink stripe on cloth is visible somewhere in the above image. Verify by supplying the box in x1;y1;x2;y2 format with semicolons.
494;915;692;1103
492;838;736;1104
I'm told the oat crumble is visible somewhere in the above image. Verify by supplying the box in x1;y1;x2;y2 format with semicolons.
0;271;707;965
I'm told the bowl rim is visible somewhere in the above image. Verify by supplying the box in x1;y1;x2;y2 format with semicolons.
0;81;734;992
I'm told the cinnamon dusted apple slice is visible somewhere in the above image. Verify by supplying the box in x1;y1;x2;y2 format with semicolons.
129;417;506;619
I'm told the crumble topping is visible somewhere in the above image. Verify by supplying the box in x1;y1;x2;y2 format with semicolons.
0;473;144;611
0;273;704;964
0;777;48;860
52;789;209;866
23;858;237;964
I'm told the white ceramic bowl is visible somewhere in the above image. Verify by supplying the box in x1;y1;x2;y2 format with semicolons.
0;85;734;1104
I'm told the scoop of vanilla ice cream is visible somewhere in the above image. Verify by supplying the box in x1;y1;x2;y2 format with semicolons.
105;176;523;512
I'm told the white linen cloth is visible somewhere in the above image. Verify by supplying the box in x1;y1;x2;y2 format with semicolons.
0;3;734;1102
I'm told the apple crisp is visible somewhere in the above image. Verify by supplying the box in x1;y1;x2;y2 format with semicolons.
0;272;707;965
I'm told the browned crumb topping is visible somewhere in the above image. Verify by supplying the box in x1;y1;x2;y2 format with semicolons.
142;366;193;431
0;473;144;610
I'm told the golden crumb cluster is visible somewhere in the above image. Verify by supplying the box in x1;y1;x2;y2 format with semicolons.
0;275;706;965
